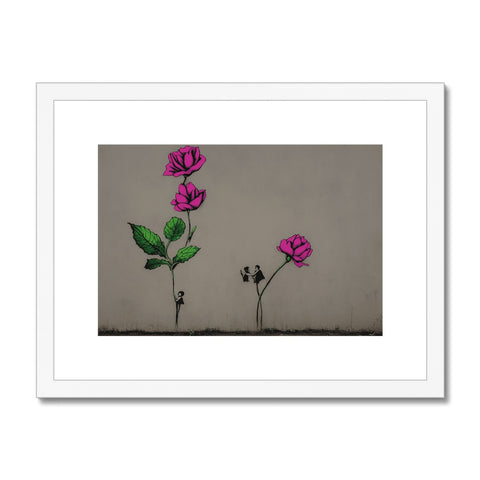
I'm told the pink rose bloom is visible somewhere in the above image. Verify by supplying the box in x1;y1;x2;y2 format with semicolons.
164;146;206;177
277;234;313;267
171;182;206;212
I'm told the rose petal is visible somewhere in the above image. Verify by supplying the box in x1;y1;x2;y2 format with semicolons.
169;151;184;170
178;184;187;196
293;235;303;248
175;193;189;203
184;151;194;168
186;182;197;196
189;195;204;209
293;260;309;267
163;163;177;176
279;238;294;255
174;202;193;211
182;155;206;175
294;248;312;261
193;147;200;162
294;243;309;257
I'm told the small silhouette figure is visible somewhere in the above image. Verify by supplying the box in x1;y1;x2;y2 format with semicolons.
240;266;251;282
252;265;265;284
176;290;185;305
240;264;265;329
175;291;185;327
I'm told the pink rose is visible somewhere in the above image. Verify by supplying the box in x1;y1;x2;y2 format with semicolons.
277;234;313;267
164;146;206;177
171;182;206;212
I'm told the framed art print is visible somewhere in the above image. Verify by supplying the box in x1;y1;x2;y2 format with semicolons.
36;83;444;397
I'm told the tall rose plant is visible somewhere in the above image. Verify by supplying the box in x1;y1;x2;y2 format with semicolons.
129;146;207;329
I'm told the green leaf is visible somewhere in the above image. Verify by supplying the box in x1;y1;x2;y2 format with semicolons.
164;216;186;242
173;246;200;264
144;258;171;270
128;223;166;256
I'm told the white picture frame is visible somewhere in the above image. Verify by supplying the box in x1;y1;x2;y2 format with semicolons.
36;82;444;398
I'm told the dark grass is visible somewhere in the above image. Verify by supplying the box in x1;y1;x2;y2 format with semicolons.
98;328;382;336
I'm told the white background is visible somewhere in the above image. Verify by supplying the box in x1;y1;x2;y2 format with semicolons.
0;1;475;479
55;100;425;381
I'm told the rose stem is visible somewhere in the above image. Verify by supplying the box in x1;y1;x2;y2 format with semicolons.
166;239;178;329
171;267;179;329
185;210;192;247
256;260;289;330
255;282;263;330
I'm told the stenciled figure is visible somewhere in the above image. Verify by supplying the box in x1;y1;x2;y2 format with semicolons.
175;291;185;326
240;266;251;282
240;264;266;329
251;265;265;284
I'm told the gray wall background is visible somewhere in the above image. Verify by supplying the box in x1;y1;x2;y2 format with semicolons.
99;145;382;333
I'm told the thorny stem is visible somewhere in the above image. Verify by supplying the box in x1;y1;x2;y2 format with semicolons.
256;259;289;329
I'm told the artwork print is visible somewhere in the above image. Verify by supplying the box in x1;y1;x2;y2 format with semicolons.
99;145;382;336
